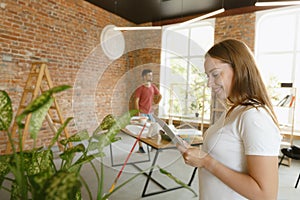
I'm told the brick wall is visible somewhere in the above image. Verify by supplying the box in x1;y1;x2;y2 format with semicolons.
0;0;161;154
215;12;256;51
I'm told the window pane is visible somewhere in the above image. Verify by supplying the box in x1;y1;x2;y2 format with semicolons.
161;20;214;121
169;58;188;81
165;29;189;56
256;7;300;137
294;53;300;130
188;58;211;119
297;14;300;51
168;57;189;115
257;53;293;84
190;26;214;56
258;14;295;52
189;57;205;82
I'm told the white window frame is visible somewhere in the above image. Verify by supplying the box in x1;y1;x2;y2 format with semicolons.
159;19;215;125
255;6;300;131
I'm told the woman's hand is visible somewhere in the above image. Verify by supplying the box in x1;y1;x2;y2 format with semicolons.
177;144;209;168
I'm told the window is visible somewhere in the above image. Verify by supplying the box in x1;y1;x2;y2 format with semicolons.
256;6;300;130
160;19;214;124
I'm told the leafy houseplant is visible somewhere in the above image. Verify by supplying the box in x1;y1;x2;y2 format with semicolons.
0;85;137;200
0;86;197;200
190;101;202;117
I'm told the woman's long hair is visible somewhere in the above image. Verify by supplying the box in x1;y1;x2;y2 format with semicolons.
206;39;278;126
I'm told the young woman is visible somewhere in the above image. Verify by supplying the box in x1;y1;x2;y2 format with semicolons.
178;39;281;200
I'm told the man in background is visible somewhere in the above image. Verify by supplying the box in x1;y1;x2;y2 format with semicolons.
134;69;162;153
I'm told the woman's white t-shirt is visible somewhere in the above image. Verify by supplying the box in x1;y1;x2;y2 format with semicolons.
198;106;281;200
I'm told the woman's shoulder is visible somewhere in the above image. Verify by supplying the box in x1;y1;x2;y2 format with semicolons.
229;105;271;122
242;106;268;115
237;106;274;126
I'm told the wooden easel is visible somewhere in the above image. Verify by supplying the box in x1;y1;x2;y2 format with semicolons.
6;62;71;154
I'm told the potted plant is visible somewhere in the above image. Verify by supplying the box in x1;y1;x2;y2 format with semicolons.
0;86;197;200
190;101;202;117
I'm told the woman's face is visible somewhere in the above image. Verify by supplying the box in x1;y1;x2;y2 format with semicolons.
204;56;234;100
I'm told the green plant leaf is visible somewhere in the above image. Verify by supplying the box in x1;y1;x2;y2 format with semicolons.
60;129;89;146
99;114;116;131
101;110;137;139
24;150;55;199
29;98;54;145
28;172;50;199
48;85;72;94
16;85;71;128
158;166;197;197
87;141;100;151
0;90;13;131
24;149;54;176
11;180;22;200
88;134;111;152
68;155;97;172
59;144;85;161
9;153;28;200
0;155;11;186
48;117;73;149
44;170;81;200
89;110;136;153
101;165;155;200
16;91;52;128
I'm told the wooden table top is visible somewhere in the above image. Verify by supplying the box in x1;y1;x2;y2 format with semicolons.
121;128;203;150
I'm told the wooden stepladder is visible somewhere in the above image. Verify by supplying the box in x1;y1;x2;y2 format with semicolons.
6;62;71;154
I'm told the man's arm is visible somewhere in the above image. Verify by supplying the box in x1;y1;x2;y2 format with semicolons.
152;93;162;111
153;84;162;105
154;93;162;104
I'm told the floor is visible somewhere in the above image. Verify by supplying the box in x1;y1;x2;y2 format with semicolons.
1;133;299;200
80;133;300;200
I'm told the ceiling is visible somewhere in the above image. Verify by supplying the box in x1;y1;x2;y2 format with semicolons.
84;0;291;24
